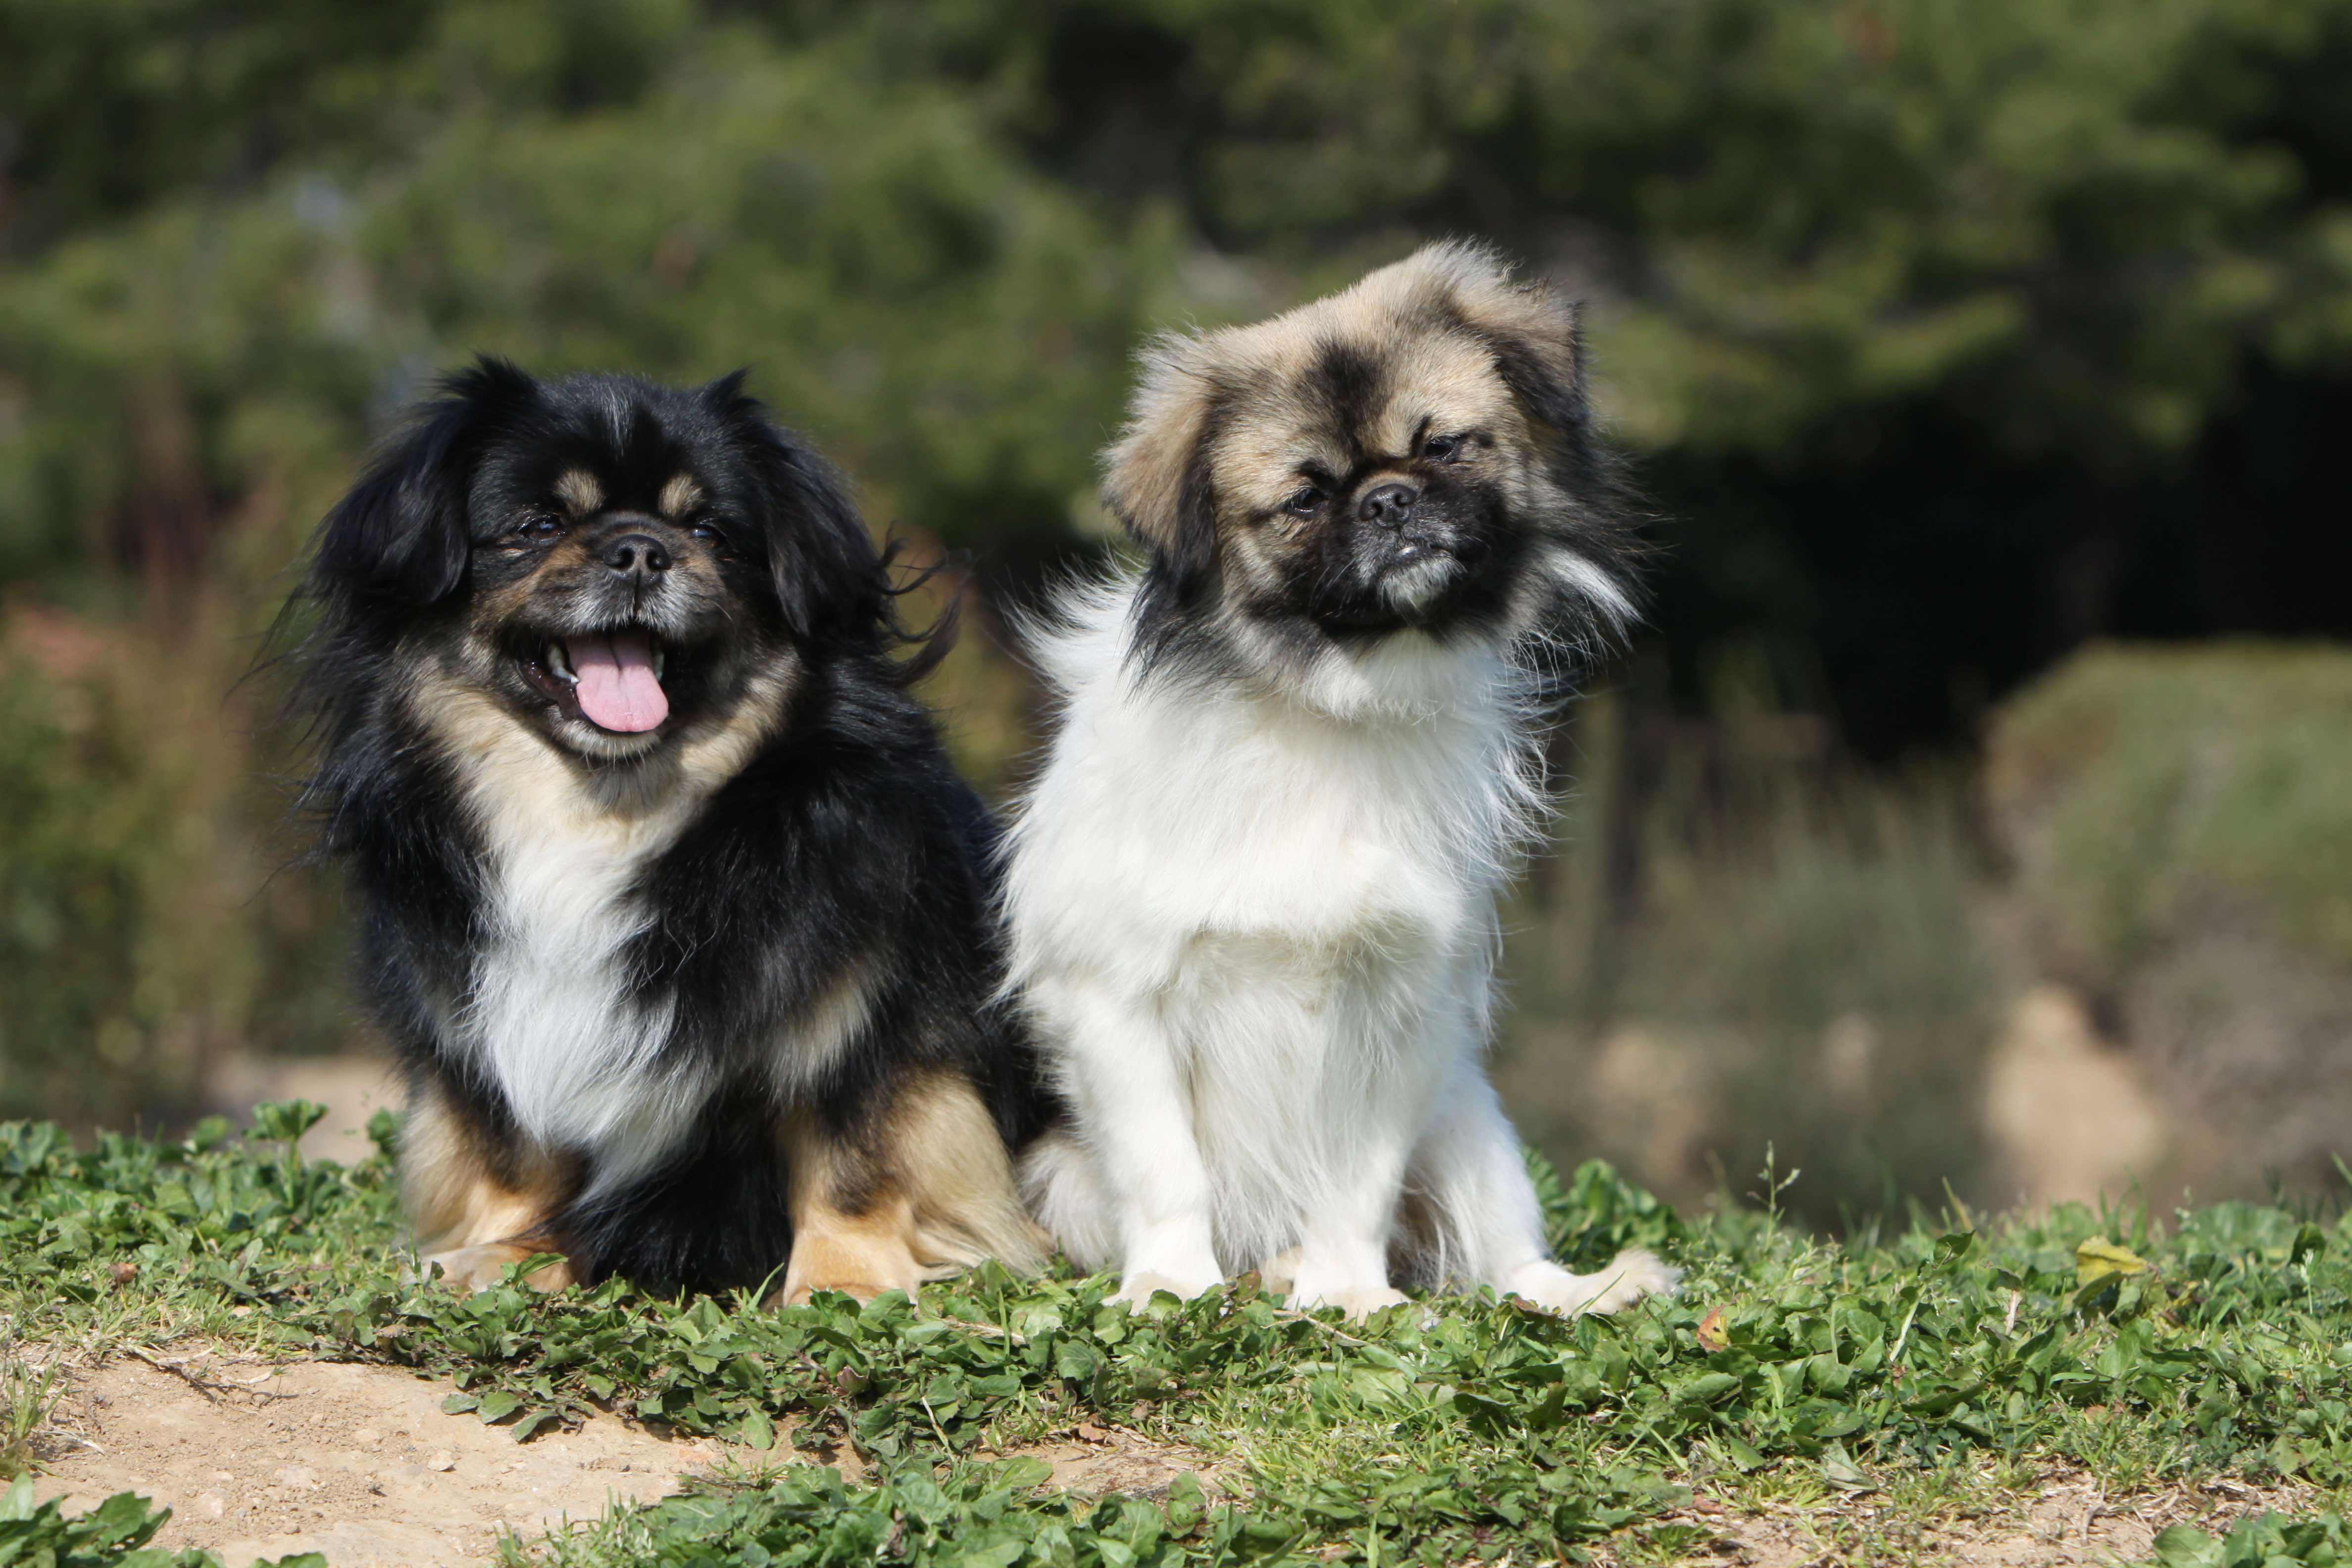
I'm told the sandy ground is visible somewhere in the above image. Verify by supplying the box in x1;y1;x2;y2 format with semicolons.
1638;1467;2307;1568
37;1352;720;1567
1982;985;2169;1210
32;1348;2294;1568
32;1348;1225;1568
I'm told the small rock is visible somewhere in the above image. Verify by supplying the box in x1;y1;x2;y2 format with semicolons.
272;1466;319;1491
352;1426;382;1448
193;1491;228;1519
425;1450;455;1472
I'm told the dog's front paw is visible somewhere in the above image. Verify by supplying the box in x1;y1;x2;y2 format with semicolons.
1294;1283;1411;1321
1113;1268;1223;1307
1506;1249;1679;1317
421;1244;574;1295
1257;1246;1304;1297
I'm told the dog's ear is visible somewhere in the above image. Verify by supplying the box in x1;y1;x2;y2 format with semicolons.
1415;242;1590;440
1102;334;1224;593
704;371;883;644
314;357;540;605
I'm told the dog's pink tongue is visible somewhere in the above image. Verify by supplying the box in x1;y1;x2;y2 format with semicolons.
569;632;668;733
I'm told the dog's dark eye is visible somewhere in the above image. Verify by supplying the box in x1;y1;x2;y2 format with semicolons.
516;515;566;543
1283;487;1326;517
688;520;726;546
1421;434;1465;462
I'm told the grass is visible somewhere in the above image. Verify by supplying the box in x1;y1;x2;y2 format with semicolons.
0;1339;59;1482
2;1104;2350;1567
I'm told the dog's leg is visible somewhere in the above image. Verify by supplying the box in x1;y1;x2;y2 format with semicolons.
1275;995;1455;1320
403;1079;577;1293
1402;1059;1677;1316
1020;1127;1122;1272
1282;1170;1414;1319
777;1110;929;1304
890;1072;1051;1281
1037;976;1223;1305
778;1070;1048;1304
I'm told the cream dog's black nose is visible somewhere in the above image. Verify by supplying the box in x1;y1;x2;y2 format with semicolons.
1358;482;1418;527
602;533;671;579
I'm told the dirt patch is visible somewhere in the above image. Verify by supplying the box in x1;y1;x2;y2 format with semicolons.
995;1423;1224;1500
31;1352;1226;1566
36;1352;722;1567
1637;1465;2310;1567
1982;986;2172;1211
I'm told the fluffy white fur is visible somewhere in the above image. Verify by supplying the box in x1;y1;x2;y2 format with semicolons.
1003;575;1677;1318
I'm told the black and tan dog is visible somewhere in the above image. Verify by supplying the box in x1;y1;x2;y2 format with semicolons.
285;358;1048;1299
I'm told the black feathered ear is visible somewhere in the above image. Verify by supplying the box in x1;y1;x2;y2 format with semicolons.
1102;333;1224;596
698;367;751;412
763;436;882;646
704;372;886;646
312;356;540;605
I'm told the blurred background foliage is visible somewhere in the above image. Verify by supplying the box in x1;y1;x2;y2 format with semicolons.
1;0;2347;1224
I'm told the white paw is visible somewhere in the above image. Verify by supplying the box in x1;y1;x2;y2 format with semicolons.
1507;1249;1680;1317
1294;1284;1410;1321
1257;1246;1304;1296
1112;1268;1223;1307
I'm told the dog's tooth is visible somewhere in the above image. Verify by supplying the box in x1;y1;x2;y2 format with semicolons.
652;645;665;680
548;641;576;682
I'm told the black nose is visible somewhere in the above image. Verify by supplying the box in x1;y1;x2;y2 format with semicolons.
601;533;671;579
1357;482;1419;527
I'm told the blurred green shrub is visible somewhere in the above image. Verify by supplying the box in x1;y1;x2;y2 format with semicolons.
1635;785;2004;1224
1503;693;2009;1229
0;635;208;1119
1988;643;2352;1190
0;612;344;1126
0;6;1182;598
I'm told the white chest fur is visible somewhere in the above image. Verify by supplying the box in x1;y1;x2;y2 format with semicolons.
1007;590;1538;998
430;688;723;1193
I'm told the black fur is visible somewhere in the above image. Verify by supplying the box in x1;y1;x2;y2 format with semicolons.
282;359;1047;1294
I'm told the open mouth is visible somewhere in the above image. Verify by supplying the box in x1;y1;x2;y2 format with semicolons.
521;629;672;735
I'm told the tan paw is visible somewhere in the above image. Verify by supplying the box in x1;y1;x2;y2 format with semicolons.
777;1278;913;1306
778;1251;925;1306
422;1245;573;1294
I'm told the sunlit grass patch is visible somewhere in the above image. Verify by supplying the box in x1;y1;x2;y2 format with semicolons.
1;1106;2348;1566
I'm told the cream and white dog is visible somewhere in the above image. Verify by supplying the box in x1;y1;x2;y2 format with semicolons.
1002;244;1678;1318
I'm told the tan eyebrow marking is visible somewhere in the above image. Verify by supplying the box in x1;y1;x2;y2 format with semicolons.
554;470;604;515
658;474;704;519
